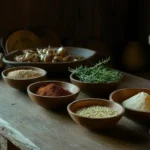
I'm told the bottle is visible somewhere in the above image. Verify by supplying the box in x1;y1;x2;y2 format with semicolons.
122;41;146;72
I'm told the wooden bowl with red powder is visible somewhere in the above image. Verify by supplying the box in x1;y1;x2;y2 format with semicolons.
27;80;80;109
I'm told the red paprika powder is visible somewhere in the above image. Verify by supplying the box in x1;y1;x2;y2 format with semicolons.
36;83;72;96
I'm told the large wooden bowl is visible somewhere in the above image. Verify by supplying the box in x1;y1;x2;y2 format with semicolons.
1;66;47;91
109;88;150;126
67;98;124;131
3;47;96;72
27;80;80;110
70;74;121;98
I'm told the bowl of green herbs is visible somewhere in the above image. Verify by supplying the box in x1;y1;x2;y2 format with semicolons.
69;58;123;98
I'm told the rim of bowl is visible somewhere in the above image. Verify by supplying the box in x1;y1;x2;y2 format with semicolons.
67;98;125;119
1;66;47;80
70;73;121;84
27;80;80;98
109;88;150;114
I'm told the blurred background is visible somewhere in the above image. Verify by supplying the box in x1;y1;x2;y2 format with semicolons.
0;0;150;78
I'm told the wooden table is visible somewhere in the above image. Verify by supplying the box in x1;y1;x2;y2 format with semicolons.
0;73;150;150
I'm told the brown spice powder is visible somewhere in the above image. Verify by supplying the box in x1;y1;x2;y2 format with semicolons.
36;83;72;96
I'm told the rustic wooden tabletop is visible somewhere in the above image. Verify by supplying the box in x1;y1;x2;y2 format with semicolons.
0;73;149;150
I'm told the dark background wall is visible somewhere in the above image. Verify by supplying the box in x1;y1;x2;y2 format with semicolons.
0;0;149;70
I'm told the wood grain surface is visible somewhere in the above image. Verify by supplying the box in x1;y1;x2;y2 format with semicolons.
0;135;7;150
0;73;150;150
0;118;40;150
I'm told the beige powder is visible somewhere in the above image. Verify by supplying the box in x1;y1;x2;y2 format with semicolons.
122;92;150;112
76;106;118;118
7;69;41;79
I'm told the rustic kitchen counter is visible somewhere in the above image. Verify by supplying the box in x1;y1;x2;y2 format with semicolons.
0;73;149;150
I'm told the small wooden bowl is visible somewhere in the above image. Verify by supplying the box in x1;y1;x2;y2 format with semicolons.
2;66;47;91
27;81;80;109
70;74;121;98
109;88;150;126
67;98;124;131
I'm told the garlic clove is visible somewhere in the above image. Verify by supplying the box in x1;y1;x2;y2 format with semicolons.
24;53;34;61
57;46;66;56
42;48;47;54
40;55;45;62
44;55;52;62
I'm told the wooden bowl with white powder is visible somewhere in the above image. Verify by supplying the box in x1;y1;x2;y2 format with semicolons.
1;66;47;91
109;88;150;126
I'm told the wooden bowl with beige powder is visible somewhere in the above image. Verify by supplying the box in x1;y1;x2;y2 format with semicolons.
110;88;150;126
67;98;124;131
2;66;47;91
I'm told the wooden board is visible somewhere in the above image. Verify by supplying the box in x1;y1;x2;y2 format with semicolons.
5;30;41;53
0;118;40;150
0;136;7;150
0;73;149;150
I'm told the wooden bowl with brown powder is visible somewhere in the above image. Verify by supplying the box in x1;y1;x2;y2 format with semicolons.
1;66;47;91
27;80;80;110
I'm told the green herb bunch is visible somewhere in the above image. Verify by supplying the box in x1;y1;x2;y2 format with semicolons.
69;57;123;83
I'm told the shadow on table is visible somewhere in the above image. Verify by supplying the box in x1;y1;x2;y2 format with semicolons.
40;104;150;144
40;107;72;120
87;124;149;145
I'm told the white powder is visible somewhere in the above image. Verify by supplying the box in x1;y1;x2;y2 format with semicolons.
122;92;150;112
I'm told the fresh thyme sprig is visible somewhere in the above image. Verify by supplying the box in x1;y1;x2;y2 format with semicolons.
69;57;123;83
